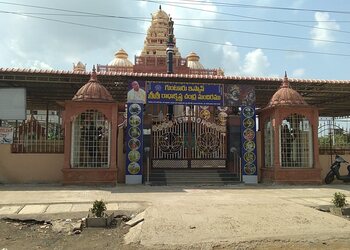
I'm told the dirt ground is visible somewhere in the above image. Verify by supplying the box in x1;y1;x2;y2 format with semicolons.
1;216;350;250
0;217;139;250
1;185;350;250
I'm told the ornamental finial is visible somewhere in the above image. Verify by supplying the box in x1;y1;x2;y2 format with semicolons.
91;65;97;80
282;71;289;88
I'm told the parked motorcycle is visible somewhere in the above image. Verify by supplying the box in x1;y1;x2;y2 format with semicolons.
324;155;350;184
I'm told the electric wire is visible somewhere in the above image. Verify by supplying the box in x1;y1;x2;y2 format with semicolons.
0;1;347;34
4;10;350;58
140;0;349;34
3;10;350;23
145;0;350;15
0;9;349;46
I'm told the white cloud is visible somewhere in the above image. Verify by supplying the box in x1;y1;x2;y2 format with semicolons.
220;42;240;75
217;43;271;76
30;60;53;70
241;49;270;76
311;12;340;47
10;59;53;70
292;68;305;78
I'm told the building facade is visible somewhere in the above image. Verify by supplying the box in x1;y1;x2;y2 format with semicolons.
2;7;347;185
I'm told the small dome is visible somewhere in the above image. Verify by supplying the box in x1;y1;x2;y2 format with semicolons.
73;66;114;102
73;61;86;72
267;72;307;107
186;52;204;69
108;49;133;67
76;61;85;67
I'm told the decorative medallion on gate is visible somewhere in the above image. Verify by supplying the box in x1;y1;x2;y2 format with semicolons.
197;132;220;154
158;132;183;153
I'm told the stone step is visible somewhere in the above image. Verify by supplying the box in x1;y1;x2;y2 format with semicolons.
148;169;241;185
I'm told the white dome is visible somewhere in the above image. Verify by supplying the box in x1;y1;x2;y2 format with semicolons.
108;49;133;67
186;52;204;70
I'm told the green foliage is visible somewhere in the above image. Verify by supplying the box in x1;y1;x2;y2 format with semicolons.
332;192;348;208
90;200;107;217
319;132;350;148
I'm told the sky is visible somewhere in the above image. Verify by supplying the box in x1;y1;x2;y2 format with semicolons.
0;0;350;80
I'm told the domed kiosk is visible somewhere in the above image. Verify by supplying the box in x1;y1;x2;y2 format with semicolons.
259;72;321;184
62;66;118;185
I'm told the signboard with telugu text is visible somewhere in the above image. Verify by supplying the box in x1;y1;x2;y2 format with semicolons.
146;82;224;106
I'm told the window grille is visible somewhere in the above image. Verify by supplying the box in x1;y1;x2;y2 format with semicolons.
5;110;63;153
280;114;313;168
71;110;110;168
264;118;274;167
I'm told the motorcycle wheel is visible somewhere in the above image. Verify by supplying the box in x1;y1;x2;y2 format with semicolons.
325;172;335;184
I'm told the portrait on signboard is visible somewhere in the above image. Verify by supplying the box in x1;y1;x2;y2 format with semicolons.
224;84;241;107
241;86;256;106
224;84;256;107
127;80;146;104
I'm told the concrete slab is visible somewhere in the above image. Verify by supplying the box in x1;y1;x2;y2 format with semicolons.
45;204;73;214
303;198;331;206
124;221;143;244
18;205;48;215
287;198;313;206
0;205;22;215
118;202;143;211
71;203;91;213
319;197;333;203
106;202;119;211
126;211;145;227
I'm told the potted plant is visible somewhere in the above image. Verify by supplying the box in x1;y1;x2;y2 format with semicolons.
330;192;348;216
86;200;114;227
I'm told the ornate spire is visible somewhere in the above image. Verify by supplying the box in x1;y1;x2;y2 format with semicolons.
281;71;289;88
91;65;97;81
140;7;181;57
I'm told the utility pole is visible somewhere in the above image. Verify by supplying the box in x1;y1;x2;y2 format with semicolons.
166;17;175;119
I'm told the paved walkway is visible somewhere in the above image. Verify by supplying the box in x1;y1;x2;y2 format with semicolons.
1;184;350;248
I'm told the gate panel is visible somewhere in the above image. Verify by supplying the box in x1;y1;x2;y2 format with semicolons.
151;114;227;168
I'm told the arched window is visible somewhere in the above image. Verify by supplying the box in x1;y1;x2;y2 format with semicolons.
264;118;274;167
280;114;313;168
71;110;110;168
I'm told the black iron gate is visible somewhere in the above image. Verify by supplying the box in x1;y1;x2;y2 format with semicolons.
151;114;227;169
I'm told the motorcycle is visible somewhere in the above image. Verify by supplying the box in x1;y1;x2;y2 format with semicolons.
324;155;350;184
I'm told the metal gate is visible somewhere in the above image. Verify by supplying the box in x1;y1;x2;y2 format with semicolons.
151;115;227;168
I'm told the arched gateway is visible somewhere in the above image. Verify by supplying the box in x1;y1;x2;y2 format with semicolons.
124;80;258;184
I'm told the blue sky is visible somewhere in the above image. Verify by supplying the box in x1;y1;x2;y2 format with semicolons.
0;0;349;80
